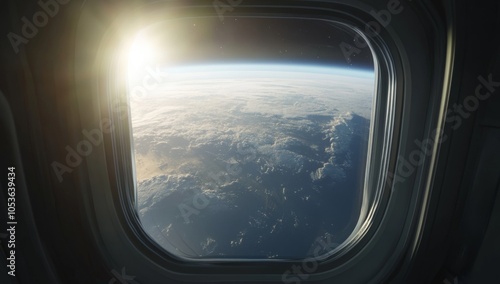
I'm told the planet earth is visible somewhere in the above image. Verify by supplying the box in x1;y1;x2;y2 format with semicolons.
130;64;374;259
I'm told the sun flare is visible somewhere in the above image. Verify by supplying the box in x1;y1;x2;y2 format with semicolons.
125;34;164;82
128;39;157;68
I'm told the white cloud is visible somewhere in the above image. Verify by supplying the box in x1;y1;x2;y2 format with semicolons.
130;66;373;257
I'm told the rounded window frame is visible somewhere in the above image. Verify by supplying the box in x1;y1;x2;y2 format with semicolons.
76;0;447;282
108;5;398;269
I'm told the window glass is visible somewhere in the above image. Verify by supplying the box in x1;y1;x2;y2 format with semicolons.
128;17;375;259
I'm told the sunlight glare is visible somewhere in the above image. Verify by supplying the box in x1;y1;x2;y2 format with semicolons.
127;35;160;80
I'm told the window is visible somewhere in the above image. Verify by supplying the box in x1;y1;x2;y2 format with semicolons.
126;17;377;260
72;0;451;281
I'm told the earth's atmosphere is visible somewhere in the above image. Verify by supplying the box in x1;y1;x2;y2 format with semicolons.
130;64;374;259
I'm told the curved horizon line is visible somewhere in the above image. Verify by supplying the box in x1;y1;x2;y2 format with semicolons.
158;63;375;77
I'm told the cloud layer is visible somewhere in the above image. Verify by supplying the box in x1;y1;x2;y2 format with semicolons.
130;66;373;258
